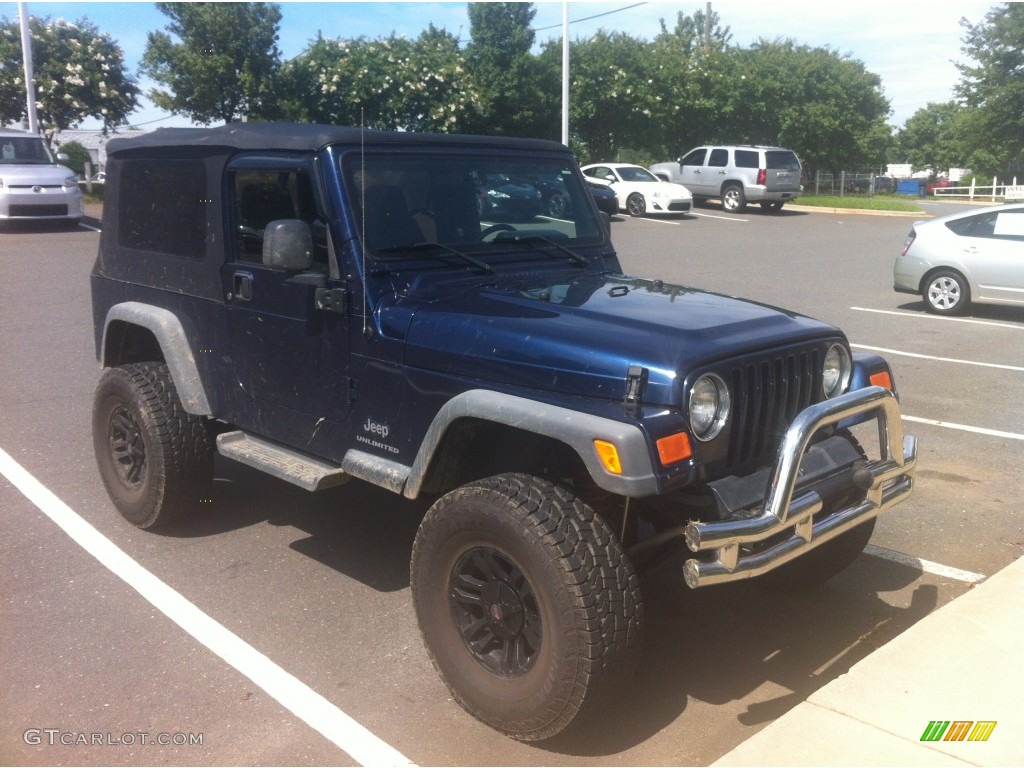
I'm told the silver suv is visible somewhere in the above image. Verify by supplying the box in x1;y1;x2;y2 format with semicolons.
0;128;84;226
650;145;803;213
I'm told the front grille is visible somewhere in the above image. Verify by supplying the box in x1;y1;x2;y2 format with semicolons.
9;204;69;217
668;201;691;211
725;348;822;470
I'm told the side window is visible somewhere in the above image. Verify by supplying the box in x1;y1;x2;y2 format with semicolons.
947;212;997;239
734;150;759;169
993;211;1024;240
708;148;729;168
680;148;706;167
232;169;325;265
118;159;206;257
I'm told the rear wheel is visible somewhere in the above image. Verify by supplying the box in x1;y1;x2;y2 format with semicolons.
721;184;747;213
92;362;213;529
410;473;643;741
923;269;969;315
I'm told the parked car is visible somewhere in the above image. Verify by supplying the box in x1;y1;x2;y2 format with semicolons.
0;128;84;226
893;203;1024;315
581;163;692;217
476;172;543;221
650;145;802;213
585;178;618;216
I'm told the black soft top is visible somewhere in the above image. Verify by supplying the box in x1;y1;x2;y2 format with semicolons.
107;122;567;157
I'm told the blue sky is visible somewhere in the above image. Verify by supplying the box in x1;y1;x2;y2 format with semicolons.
2;1;1001;130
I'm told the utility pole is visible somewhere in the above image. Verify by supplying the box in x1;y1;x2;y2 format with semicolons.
704;2;712;56
18;3;40;134
561;0;569;147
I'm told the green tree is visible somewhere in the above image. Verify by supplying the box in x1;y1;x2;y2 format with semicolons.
896;101;969;172
463;2;555;138
648;7;734;154
539;31;656;162
140;2;282;124
54;139;90;176
955;3;1024;177
725;40;891;173
279;26;477;132
0;15;139;138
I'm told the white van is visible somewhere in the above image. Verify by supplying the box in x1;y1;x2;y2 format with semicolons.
0;128;84;226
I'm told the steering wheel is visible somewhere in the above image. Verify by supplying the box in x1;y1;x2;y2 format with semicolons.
478;223;516;241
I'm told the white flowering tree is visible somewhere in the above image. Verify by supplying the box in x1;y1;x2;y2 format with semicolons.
280;25;479;132
0;15;139;139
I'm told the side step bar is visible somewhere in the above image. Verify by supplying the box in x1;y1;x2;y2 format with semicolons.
216;431;349;491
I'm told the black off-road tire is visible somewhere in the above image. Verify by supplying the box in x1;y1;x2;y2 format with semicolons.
92;362;213;529
410;473;644;741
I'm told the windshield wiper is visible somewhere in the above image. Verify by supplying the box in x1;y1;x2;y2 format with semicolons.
501;234;588;266
374;242;495;274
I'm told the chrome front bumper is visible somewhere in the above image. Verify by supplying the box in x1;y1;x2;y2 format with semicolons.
683;386;917;588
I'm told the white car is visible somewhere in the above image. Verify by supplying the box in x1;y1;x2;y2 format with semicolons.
581;163;692;217
893;203;1024;315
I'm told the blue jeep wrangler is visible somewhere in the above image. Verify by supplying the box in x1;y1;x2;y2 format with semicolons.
91;123;917;741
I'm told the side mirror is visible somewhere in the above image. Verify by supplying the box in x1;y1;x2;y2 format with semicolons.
57;152;70;162
262;220;313;271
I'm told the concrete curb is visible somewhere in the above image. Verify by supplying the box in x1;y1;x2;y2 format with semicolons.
713;555;1024;766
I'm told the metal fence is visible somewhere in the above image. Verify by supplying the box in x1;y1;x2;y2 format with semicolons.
806;171;1023;202
806;171;896;197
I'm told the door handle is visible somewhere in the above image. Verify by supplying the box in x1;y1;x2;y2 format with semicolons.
232;272;253;301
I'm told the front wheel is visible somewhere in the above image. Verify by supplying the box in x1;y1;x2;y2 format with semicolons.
92;362;213;529
626;192;646;217
410;474;643;741
923;270;969;315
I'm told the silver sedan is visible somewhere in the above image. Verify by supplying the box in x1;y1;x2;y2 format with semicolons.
893;203;1024;315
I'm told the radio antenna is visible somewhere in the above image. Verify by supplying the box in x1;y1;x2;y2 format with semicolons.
360;109;368;336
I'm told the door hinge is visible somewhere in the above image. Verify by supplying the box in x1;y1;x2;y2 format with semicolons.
316;287;348;314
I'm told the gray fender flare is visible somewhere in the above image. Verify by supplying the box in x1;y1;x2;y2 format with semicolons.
100;302;211;415
401;389;659;499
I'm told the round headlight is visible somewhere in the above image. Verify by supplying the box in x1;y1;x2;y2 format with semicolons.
688;374;730;441
822;343;852;399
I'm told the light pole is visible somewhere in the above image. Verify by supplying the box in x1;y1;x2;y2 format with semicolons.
18;3;40;134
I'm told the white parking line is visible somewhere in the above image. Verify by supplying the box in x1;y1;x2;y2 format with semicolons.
901;414;1024;441
851;306;1023;331
863;544;986;584
851;343;1024;373
0;447;415;768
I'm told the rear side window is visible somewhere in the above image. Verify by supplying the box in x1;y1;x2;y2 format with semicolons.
708;148;729;168
118;159;206;258
947;210;1024;240
734;150;759;169
765;151;801;171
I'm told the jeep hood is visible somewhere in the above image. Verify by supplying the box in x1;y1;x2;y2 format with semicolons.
397;274;840;405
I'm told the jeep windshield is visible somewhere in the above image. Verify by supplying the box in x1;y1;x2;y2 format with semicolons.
343;151;606;261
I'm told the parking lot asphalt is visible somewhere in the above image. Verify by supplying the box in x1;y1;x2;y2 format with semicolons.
2;202;1021;765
